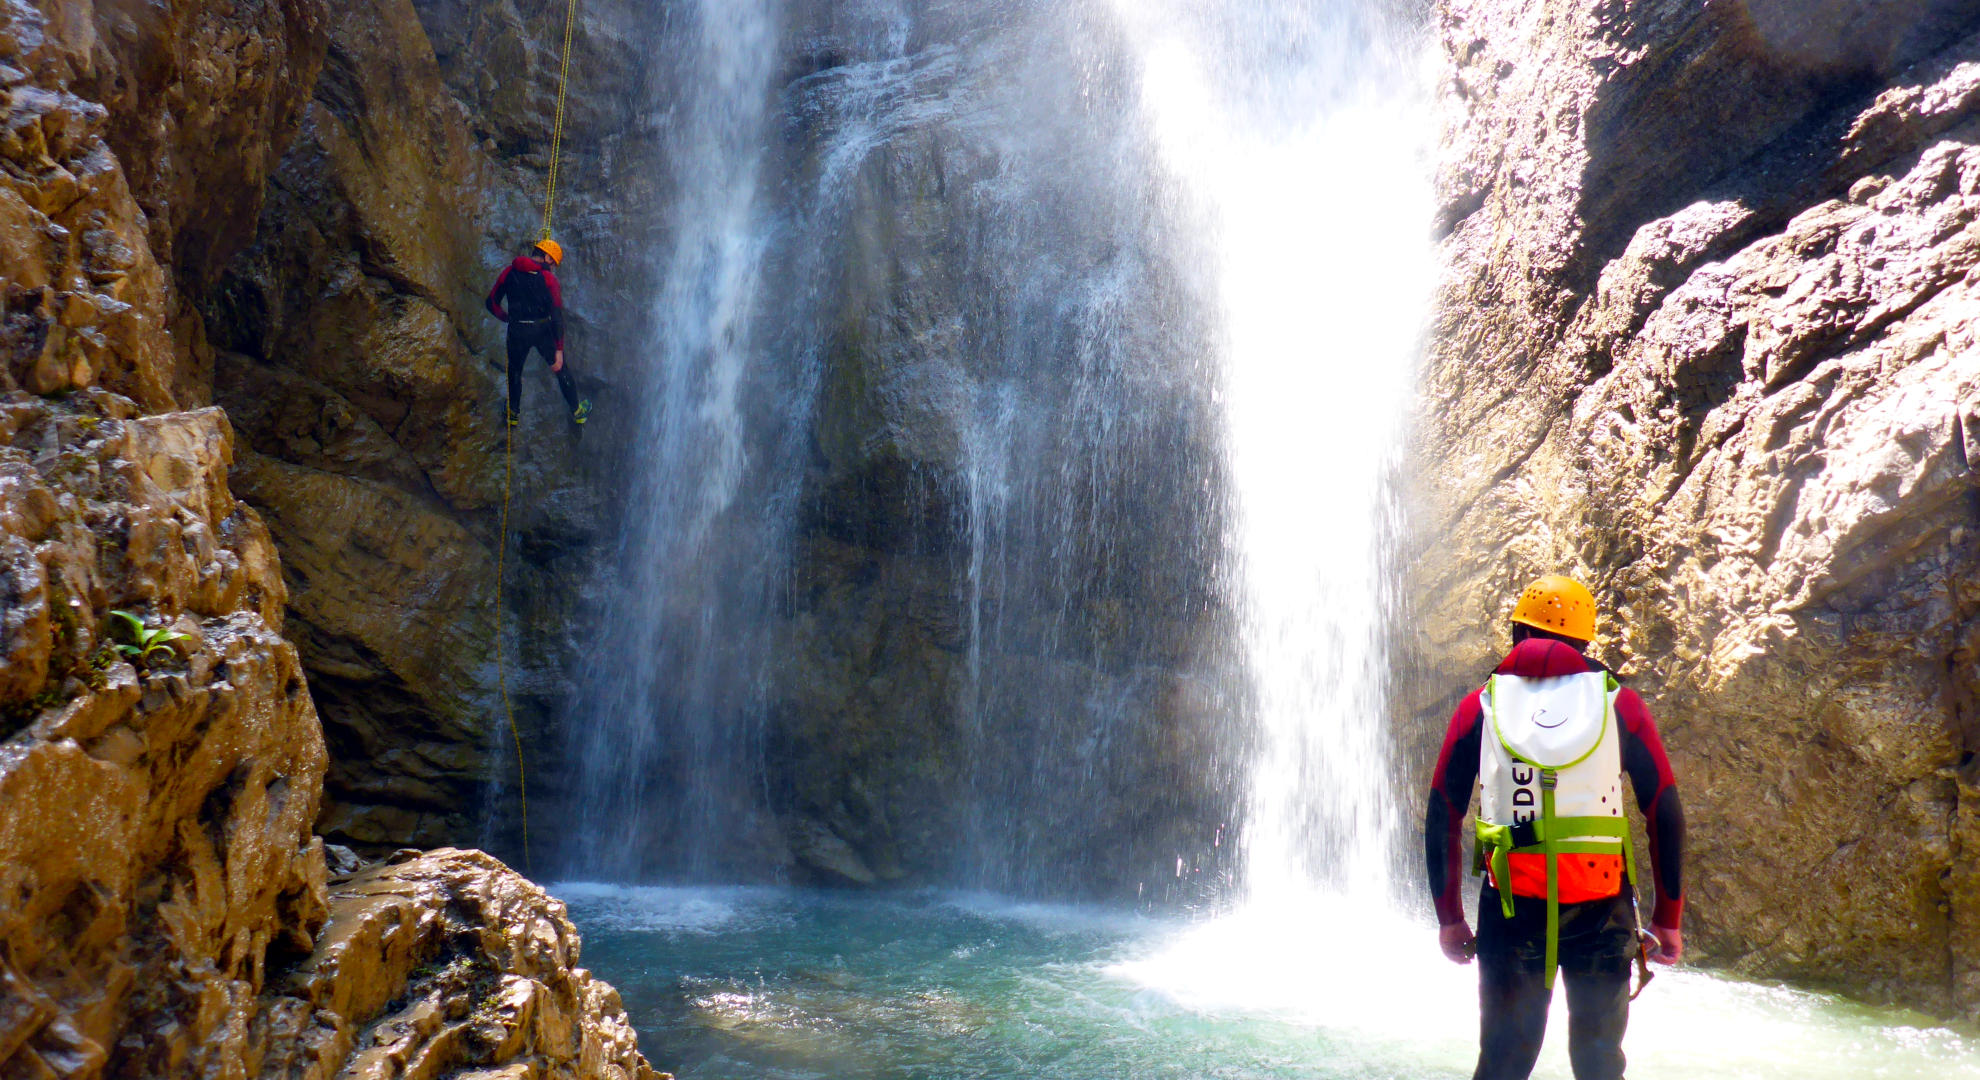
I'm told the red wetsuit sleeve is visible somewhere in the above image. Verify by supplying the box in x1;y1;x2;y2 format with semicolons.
544;267;565;349
486;264;513;322
1424;689;1483;926
1618;688;1686;928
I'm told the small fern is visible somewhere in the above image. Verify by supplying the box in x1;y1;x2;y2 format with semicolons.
108;610;190;667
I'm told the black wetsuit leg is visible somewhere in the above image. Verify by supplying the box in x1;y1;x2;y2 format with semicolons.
1474;886;1635;1080
1476;943;1550;1080
552;358;580;414
505;321;563;416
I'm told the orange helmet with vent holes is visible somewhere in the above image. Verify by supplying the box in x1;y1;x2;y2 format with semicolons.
1511;575;1596;642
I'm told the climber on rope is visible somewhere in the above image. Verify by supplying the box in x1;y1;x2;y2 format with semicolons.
1423;574;1687;1080
485;237;591;432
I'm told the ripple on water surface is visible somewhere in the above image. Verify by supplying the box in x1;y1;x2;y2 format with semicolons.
556;886;1980;1080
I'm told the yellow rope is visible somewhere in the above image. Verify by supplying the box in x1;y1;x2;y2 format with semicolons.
539;0;581;241
498;0;579;878
497;423;531;875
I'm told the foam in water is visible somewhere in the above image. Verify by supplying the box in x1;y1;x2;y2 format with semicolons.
550;882;779;935
560;886;1980;1080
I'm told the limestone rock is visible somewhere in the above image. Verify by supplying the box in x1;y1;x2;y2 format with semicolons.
0;0;326;410
206;0;662;856
256;848;663;1080
1409;0;1980;1018
0;392;329;1078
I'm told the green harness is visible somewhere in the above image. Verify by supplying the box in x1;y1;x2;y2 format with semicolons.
1473;674;1636;990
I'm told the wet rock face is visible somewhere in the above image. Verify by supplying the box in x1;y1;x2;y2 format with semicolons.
573;1;1238;894
207;0;667;853
0;0;325;410
259;848;662;1080
0;393;329;1076
1412;0;1980;1017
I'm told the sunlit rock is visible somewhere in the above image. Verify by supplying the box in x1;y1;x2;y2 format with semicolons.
1407;0;1980;1019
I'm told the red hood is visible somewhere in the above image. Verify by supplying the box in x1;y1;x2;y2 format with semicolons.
514;255;547;272
1494;638;1594;678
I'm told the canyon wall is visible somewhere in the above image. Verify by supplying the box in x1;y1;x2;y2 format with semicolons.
1408;0;1980;1017
208;0;668;855
764;3;1236;896
556;1;1241;895
0;1;658;1073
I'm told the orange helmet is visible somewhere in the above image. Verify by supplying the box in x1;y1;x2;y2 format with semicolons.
1511;575;1597;642
534;238;565;265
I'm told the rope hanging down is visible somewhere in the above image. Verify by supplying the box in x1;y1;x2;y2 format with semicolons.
495;0;580;877
496;427;529;874
539;0;581;241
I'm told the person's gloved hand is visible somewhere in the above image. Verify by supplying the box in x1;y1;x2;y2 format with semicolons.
552;348;565;373
1440;921;1477;965
1648;923;1682;965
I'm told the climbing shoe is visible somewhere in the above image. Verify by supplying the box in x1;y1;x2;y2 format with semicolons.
506;410;519;428
572;400;591;425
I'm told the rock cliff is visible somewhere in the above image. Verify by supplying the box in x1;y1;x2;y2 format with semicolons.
0;394;325;1076
1409;0;1980;1017
209;0;668;855
0;1;659;1073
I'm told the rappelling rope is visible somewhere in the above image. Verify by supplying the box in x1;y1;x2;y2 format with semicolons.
496;0;581;877
539;0;581;241
496;424;530;875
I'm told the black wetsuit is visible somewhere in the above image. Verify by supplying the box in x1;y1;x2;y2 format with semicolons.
486;255;579;418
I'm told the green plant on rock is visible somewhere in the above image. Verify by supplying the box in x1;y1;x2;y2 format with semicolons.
108;610;190;667
80;644;118;691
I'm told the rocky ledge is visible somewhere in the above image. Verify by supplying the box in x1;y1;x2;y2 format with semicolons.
259;848;662;1080
0;391;657;1076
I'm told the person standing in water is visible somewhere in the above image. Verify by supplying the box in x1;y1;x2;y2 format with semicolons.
1424;575;1686;1080
486;237;590;430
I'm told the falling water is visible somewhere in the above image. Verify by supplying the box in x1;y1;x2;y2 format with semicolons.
1115;0;1434;905
563;0;1236;892
558;0;1430;910
539;5;1980;1075
563;0;785;878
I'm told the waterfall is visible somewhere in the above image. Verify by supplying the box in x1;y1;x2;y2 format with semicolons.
1112;0;1435;905
559;0;1430;900
564;0;786;878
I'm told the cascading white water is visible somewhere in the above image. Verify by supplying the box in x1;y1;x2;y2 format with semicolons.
564;0;783;877
1109;0;1434;906
544;7;1980;1074
563;0;1431;896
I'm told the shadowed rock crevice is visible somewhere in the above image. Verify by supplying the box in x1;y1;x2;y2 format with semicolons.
1569;0;1980;295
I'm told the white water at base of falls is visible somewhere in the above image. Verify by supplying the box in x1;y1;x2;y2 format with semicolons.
559;885;1980;1080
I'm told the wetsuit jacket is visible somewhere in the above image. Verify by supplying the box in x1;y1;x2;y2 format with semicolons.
485;255;565;350
1425;638;1685;930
